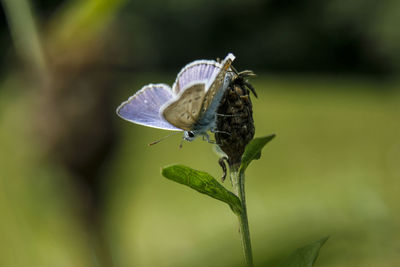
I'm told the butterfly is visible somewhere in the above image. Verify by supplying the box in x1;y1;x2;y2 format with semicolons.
116;53;235;142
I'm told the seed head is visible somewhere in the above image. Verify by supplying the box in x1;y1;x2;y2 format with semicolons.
215;70;256;168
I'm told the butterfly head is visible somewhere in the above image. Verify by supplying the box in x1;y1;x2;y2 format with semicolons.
183;130;197;141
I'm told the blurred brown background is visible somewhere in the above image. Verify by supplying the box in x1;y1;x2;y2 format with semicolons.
0;0;399;266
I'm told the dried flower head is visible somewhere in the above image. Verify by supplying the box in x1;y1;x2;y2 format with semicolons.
215;70;256;168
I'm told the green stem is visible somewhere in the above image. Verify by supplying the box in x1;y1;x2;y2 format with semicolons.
231;166;254;267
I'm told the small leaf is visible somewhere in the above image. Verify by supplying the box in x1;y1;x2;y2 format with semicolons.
240;134;276;172
162;165;242;215
279;237;329;267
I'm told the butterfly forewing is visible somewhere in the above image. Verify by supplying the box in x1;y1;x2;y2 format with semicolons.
117;84;182;131
162;83;206;131
200;53;235;115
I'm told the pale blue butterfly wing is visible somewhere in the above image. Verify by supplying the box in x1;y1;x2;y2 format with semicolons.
117;53;236;142
193;53;235;132
172;60;222;94
162;53;235;139
117;84;182;131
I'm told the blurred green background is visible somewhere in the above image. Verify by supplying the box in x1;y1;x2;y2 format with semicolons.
0;0;399;266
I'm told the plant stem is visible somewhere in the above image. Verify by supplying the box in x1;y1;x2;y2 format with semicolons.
231;166;254;267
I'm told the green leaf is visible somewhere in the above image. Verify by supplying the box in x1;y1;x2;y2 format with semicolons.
162;165;242;215
240;134;276;172
279;237;329;267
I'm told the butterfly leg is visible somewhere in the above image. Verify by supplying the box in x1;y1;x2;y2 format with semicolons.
202;133;216;144
216;113;240;117
211;127;231;136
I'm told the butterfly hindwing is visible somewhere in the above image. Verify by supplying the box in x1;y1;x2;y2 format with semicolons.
117;84;182;131
162;83;206;131
172;60;222;94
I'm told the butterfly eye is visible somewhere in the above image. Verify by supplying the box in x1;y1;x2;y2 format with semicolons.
188;131;195;138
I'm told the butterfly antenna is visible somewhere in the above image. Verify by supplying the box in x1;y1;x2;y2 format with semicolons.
179;139;184;149
148;132;179;146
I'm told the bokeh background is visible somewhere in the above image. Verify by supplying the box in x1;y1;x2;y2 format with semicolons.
0;0;399;266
